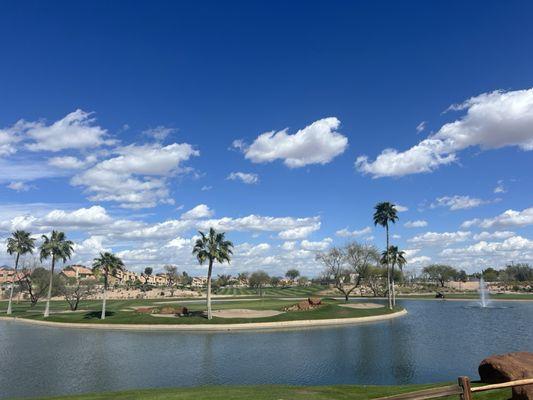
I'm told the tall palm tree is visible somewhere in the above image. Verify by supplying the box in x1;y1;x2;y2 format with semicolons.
381;245;406;307
92;252;125;320
373;202;399;309
40;231;74;317
6;230;35;315
192;228;233;320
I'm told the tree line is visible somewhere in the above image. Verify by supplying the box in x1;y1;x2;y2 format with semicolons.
421;263;533;286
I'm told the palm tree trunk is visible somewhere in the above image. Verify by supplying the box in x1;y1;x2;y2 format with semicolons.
6;253;20;315
101;274;108;320
391;263;396;307
44;256;55;318
206;259;213;320
386;224;392;310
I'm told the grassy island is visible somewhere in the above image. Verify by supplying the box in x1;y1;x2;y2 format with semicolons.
0;297;403;327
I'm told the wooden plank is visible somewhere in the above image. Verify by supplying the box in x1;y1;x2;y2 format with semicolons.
458;376;472;400
471;378;533;393
371;385;462;400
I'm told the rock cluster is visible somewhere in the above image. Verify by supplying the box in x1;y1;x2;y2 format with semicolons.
284;297;322;311
156;306;189;316
479;352;533;400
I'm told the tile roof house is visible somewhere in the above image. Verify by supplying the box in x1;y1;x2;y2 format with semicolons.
0;267;25;285
60;265;95;280
191;276;208;288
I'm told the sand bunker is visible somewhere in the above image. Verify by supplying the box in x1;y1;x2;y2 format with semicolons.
52;309;89;314
212;309;284;318
339;303;384;309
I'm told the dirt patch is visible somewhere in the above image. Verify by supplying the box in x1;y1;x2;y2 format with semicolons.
212;308;284;319
339;303;384;309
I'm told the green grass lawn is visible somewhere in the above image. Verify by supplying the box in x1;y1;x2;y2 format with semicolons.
0;297;401;325
215;284;324;297
26;384;511;400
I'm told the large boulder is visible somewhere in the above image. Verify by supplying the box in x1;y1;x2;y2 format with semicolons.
479;352;533;400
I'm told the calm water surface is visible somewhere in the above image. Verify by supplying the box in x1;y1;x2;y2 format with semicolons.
1;299;532;399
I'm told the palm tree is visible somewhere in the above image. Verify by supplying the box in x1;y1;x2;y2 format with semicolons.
39;231;74;317
381;245;406;307
92;252;125;320
373;202;399;309
192;228;233;320
6;230;35;315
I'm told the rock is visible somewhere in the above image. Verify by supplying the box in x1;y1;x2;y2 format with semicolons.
283;298;322;312
177;306;188;316
308;297;322;306
158;306;189;315
297;300;312;310
479;352;533;400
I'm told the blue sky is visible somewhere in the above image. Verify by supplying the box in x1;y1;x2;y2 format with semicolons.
0;1;532;276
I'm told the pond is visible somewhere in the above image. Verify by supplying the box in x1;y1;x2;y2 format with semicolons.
0;299;532;399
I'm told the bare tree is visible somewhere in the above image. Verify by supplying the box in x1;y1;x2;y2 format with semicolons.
18;266;60;307
365;266;387;297
316;247;355;303
344;242;380;289
59;277;96;311
164;265;179;296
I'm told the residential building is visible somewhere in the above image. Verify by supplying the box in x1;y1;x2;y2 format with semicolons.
61;265;95;280
191;276;208;288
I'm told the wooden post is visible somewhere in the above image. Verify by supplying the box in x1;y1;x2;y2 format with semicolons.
458;376;472;400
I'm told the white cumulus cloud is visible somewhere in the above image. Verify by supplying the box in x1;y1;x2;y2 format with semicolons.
404;220;428;228
181;204;214;220
336;226;372;237
395;204;409;212
440;236;533;263
408;230;471;246
356;88;533;178
227;172;259;184
472;231;515;241
301;238;332;251
41;205;113;227
48;155;96;169
431;195;491;211
143;126;177;141
72;142;199;208
239;117;348;168
461;207;533;229
24;109;115;152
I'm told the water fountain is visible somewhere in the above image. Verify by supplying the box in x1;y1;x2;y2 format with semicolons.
479;276;490;307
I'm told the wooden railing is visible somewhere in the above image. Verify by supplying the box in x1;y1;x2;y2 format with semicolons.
372;376;533;400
